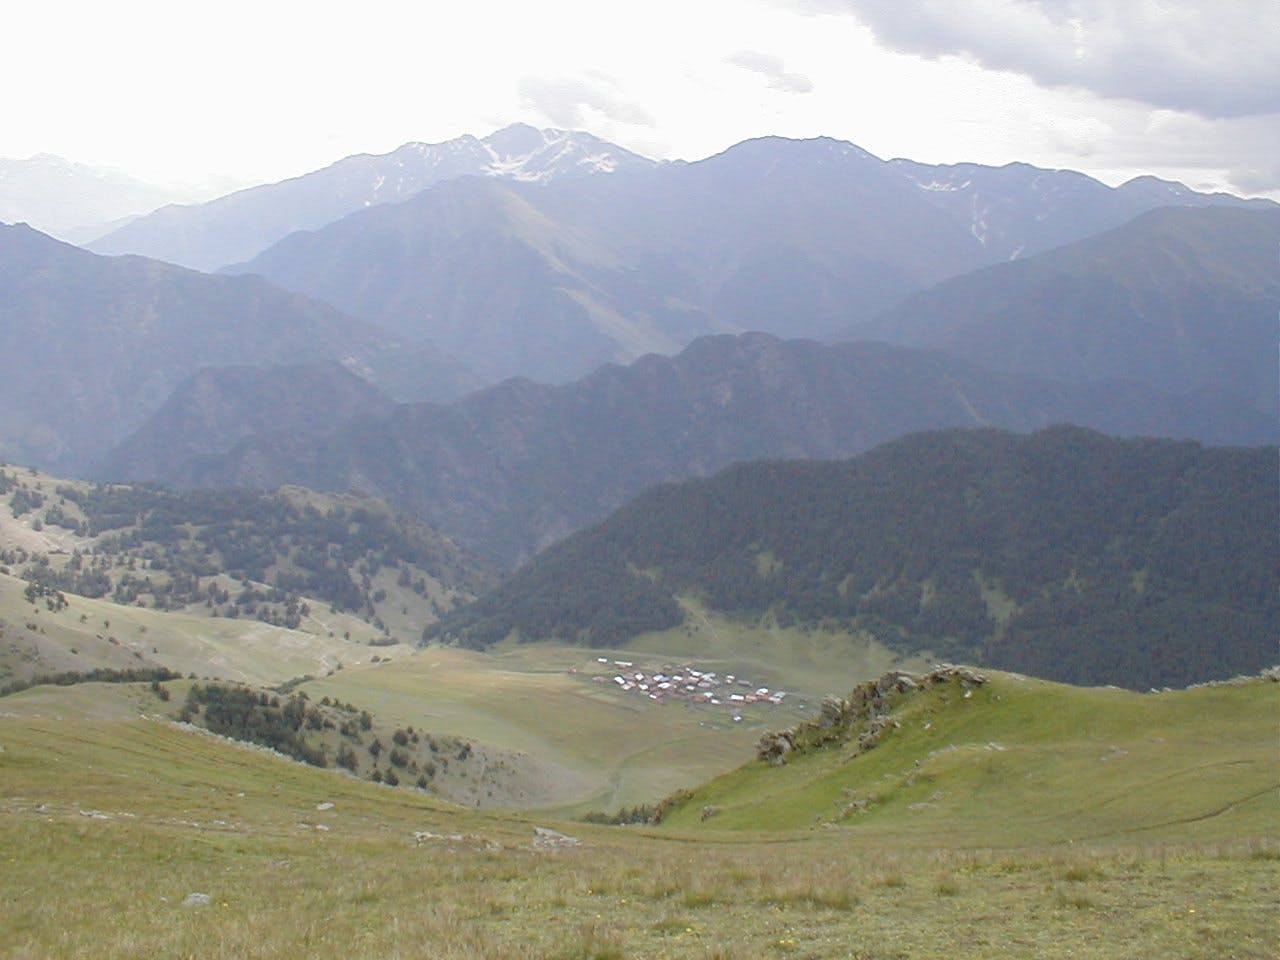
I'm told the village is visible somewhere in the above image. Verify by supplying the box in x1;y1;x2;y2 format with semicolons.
585;657;791;715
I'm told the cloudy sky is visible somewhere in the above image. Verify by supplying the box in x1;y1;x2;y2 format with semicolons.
4;0;1277;198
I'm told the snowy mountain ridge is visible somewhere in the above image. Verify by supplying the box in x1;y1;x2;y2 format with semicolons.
88;124;654;271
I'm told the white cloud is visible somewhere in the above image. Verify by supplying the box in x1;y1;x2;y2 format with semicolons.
725;50;815;94
804;0;1280;118
518;74;657;130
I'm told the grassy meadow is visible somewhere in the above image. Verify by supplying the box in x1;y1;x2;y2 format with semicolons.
2;671;1276;959
298;644;770;814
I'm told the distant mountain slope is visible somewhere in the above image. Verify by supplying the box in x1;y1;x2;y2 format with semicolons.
227;134;1271;385
0;223;408;474
0;154;196;243
88;124;654;271
859;206;1280;414
432;426;1278;690
154;333;1275;566
93;363;397;482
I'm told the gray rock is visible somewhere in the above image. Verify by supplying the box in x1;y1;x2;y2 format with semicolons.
818;695;847;728
182;892;212;908
533;826;580;849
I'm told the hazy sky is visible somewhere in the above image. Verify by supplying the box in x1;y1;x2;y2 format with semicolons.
5;0;1277;198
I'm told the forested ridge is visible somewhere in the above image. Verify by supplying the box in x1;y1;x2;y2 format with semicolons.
432;426;1277;689
2;472;495;635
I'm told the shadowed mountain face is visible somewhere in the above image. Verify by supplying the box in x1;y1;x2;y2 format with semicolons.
87;124;655;271
93;363;397;482
0;223;417;474
133;333;1274;566
223;135;1270;386
856;206;1280;417
432;425;1279;691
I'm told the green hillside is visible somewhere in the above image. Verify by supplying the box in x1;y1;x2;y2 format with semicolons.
0;564;413;687
432;425;1278;689
659;666;1280;843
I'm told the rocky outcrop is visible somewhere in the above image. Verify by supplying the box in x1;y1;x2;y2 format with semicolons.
756;665;986;766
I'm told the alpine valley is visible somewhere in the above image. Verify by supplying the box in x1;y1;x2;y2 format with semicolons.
1;124;1276;960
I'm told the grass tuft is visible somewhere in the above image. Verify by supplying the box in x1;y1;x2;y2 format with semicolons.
565;923;627;960
1055;889;1096;910
935;875;961;897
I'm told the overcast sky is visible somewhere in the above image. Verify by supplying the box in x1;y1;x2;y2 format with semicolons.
4;0;1277;199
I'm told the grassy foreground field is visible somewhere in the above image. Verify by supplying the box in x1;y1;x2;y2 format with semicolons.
2;674;1276;959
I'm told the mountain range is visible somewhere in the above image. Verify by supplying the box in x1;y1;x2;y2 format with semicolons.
88;124;654;271
219;136;979;383
114;333;1274;566
219;134;1272;384
2;126;1274;573
887;157;1268;262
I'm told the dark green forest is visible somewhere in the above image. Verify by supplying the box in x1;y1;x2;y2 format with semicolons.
431;426;1278;690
